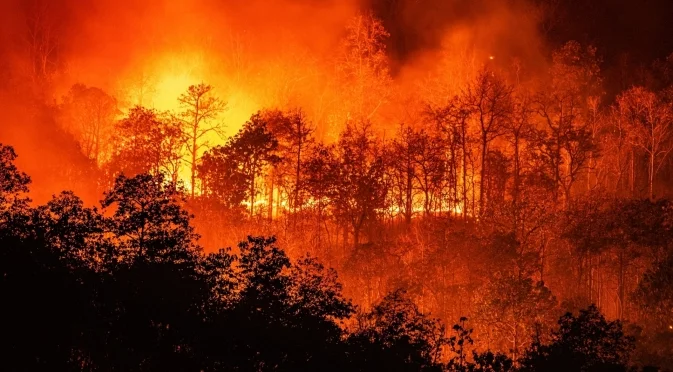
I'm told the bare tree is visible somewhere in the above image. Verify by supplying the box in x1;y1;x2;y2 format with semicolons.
61;84;118;165
617;86;673;199
336;12;391;123
464;69;513;215
534;41;601;204
506;91;535;206
23;0;60;86
177;83;226;197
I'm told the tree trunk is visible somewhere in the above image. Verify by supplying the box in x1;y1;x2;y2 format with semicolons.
268;170;274;221
462;122;468;220
618;250;626;319
191;123;198;198
649;150;654;200
405;159;413;225
480;134;488;216
512;135;520;207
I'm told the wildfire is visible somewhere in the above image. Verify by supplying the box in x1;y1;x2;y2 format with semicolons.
120;52;263;193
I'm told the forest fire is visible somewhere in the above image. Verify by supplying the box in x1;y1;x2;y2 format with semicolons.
2;0;673;370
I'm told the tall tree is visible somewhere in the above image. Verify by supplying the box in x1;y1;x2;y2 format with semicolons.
201;112;280;217
303;144;340;247
61;84;118;164
22;0;61;88
534;41;602;204
332;121;388;248
178;83;226;197
616;86;673;199
476;273;557;359
108;106;184;182
428;96;474;218
336;12;391;125
386;124;421;225
266;109;315;217
506;91;535;206
463;69;513;215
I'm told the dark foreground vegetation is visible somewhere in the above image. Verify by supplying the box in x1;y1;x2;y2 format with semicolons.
1;143;666;371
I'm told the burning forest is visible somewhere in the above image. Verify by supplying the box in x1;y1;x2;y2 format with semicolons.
1;0;673;370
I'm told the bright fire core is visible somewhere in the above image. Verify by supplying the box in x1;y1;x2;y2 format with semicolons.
124;53;260;192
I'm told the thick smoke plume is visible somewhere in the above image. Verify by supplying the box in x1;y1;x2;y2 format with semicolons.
0;0;546;202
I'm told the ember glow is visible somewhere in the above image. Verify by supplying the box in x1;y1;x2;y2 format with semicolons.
2;0;673;369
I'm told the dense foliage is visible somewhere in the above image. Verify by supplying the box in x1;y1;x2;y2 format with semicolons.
0;143;657;371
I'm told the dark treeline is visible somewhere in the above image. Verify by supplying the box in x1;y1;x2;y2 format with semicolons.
0;143;655;371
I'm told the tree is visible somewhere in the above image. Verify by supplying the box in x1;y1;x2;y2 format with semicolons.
403;125;445;218
303;143;340;247
22;0;61;87
348;289;447;371
0;152;102;370
201;111;280;217
633;252;673;368
616;86;673;199
212;236;355;371
534;41;602;205
177;83;226;197
519;305;635;372
430;98;473;218
101;173;200;265
446;317;515;372
476;273;557;359
198;145;249;212
332;121;388;247
60;84;119;164
506;91;535;206
386;124;421;224
385;124;446;223
108;106;184;181
336;12;391;124
0;144;31;219
634;252;673;329
96;173;214;370
33;191;107;270
267;108;315;217
463;69;513;215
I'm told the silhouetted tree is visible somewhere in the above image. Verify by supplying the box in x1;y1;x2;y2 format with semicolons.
463;68;513;215
534;41;601;205
616;86;673;199
303;143;340;247
0;144;31;219
101;173;199;265
519;305;635;372
332;121;387;247
177;83;226;197
108;106;184;182
60;84;118;164
267;108;315;217
446;317;515;372
348;289;447;371
386;124;445;223
202;111;280;217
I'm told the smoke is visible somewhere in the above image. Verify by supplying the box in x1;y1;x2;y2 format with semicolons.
368;0;546;72
0;0;549;202
44;0;548;113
